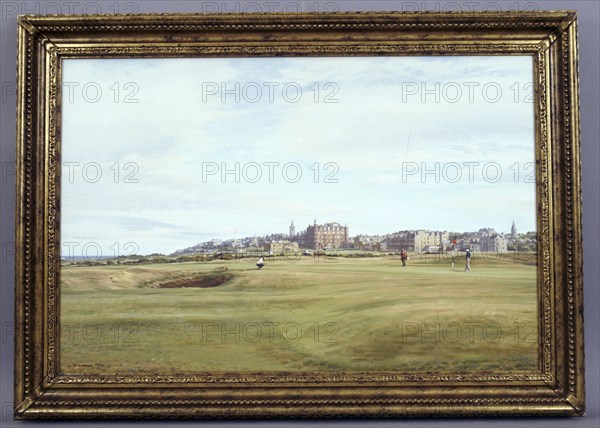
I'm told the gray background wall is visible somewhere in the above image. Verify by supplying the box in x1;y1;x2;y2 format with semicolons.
0;1;598;427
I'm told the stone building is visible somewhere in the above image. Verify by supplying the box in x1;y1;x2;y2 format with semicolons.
265;240;299;255
381;230;448;252
354;234;384;251
380;232;417;251
479;234;508;253
304;220;349;250
461;228;508;253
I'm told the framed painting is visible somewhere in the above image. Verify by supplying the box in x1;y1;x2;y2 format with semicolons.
14;11;584;418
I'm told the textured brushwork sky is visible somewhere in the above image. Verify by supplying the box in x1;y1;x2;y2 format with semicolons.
61;56;535;255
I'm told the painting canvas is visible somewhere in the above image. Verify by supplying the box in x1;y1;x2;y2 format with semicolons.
60;55;538;374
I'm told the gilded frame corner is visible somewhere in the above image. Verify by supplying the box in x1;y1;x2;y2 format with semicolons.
14;11;584;418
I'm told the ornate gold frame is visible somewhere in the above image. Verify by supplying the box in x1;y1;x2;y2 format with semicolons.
14;11;584;418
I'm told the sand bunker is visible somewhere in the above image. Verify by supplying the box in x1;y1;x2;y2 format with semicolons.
156;273;235;289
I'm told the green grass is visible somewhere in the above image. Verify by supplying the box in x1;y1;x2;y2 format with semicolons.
60;254;538;374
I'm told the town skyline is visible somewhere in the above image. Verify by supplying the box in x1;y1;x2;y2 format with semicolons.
60;218;537;260
171;218;536;257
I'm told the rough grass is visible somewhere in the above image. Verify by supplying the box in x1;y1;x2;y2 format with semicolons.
60;254;538;374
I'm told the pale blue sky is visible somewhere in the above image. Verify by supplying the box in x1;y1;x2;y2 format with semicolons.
61;56;536;255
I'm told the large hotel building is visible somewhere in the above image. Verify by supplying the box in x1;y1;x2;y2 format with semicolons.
290;220;349;250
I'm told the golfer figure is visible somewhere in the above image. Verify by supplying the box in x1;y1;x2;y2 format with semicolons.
465;249;471;272
256;257;265;270
400;249;408;267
